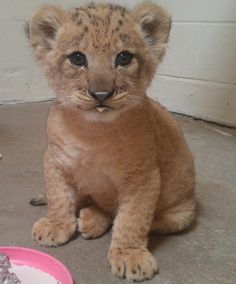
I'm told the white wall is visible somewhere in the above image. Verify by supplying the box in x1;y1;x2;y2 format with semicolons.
0;0;236;126
153;0;236;127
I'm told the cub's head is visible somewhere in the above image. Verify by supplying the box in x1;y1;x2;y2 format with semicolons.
27;2;171;120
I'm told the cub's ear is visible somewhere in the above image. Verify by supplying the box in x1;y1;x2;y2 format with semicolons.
132;1;171;60
26;6;68;59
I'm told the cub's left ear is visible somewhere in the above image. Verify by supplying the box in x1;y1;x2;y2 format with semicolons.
132;1;171;60
26;6;68;60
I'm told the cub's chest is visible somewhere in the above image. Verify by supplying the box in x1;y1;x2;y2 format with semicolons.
57;141;111;190
59;141;101;171
76;150;114;192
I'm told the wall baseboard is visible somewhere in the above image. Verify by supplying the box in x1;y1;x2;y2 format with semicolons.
150;75;236;128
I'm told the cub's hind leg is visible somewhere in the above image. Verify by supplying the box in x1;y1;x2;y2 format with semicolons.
151;199;195;234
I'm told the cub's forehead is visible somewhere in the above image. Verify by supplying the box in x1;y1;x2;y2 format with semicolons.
70;3;128;25
63;3;139;52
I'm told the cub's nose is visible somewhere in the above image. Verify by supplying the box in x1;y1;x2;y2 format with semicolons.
89;90;115;102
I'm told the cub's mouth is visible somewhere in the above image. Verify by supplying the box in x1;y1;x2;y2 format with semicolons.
94;104;113;113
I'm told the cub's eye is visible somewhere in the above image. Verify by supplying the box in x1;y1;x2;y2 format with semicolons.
68;52;87;67
115;51;134;67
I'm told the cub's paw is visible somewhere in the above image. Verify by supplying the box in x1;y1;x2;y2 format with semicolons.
32;217;77;247
108;247;158;281
78;207;111;239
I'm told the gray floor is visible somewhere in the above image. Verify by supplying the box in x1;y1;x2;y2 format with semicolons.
0;102;235;284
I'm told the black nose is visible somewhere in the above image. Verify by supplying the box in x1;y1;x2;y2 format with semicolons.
89;90;115;102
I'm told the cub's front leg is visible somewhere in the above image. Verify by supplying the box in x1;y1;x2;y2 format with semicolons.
108;169;160;281
32;150;77;247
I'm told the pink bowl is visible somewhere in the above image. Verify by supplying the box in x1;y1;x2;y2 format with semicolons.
0;247;73;284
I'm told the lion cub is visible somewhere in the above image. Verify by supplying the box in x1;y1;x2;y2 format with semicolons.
27;1;195;281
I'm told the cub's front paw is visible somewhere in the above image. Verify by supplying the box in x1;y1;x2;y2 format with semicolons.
32;217;77;247
78;207;111;239
108;247;158;281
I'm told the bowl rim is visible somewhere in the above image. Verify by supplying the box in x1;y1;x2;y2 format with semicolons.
0;246;73;284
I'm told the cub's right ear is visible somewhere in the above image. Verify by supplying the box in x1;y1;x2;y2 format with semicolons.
26;6;67;60
132;1;171;61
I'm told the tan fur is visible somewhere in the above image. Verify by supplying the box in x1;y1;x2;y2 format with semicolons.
27;1;195;281
78;205;112;239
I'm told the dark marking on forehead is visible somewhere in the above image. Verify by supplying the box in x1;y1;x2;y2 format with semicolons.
84;25;89;33
88;13;100;25
70;9;83;24
120;9;126;18
76;19;82;26
70;8;80;20
104;42;111;49
105;14;111;26
87;2;96;9
118;19;124;26
109;4;127;13
119;33;130;43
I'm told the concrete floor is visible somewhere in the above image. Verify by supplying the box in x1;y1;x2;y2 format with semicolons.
0;102;235;284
